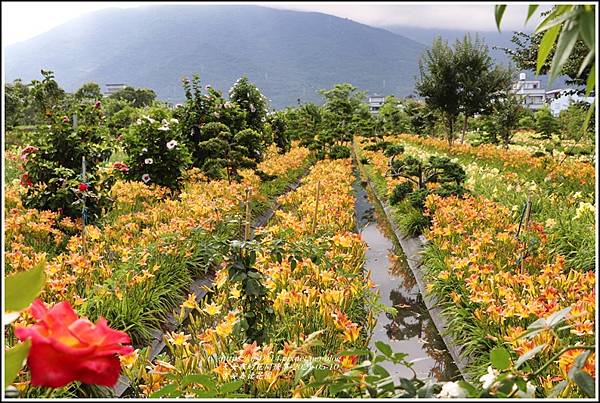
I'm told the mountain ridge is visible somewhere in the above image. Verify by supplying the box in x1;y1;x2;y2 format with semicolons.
5;5;427;108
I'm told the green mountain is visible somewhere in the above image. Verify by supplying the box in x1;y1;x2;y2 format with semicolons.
5;5;426;108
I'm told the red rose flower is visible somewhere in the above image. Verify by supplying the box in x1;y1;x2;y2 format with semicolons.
20;173;33;187
78;183;89;192
94;101;102;109
14;299;133;388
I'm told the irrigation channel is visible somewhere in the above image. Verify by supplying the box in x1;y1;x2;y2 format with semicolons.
352;170;460;382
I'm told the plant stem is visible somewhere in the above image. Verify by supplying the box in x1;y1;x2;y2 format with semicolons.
529;345;595;379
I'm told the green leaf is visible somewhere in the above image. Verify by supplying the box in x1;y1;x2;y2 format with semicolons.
400;378;417;396
4;340;31;386
5;260;46;312
313;368;332;383
181;374;216;391
549;380;569;397
338;348;370;356
526;5;539;22
515;344;546;369
457;380;479;397
375;341;393;357
585;65;595;97
548;24;580;82
328;381;349;395
371;364;390;378
535;6;576;34
294;361;314;383
495;5;507;31
578;9;595;49
572;351;591;372
546;307;572;328
571;370;596;397
583;99;595;133
219;380;244;394
537;24;561;75
150;383;178;398
578;50;595;78
490;346;511;370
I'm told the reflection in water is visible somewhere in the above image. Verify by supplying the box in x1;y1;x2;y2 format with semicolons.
353;174;460;382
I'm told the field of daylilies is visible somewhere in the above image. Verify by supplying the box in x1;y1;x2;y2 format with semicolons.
3;127;597;398
354;133;596;398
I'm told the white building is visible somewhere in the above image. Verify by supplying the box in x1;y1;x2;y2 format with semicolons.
368;94;385;114
104;83;127;96
545;89;595;116
511;73;546;110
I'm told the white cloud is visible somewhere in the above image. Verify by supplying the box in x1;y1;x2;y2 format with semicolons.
1;1;553;45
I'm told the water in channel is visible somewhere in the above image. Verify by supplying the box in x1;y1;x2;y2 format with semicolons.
352;172;460;382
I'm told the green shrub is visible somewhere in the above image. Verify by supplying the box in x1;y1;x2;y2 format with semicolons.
123;111;192;190
389;182;413;205
407;188;430;210
364;141;392;152
328;145;351;159
21;102;113;221
396;204;430;237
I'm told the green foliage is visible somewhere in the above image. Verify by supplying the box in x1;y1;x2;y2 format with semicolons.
123;110;192;190
558;102;594;141
378;96;409;134
383;143;404;160
5;260;46;312
267;111;291;153
389;182;413;205
197;124;265;182
225;240;273;344
496;4;595;133
21;103;113;221
74;82;102;101
108;105;140;131
4;79;32;128
29;70;67;120
318;83;372;147
5;340;31;387
229;76;268;133
404;99;436;136
518;115;536;130
416;37;461;145
328;145;351;160
109;86;156;108
175;75;250;170
454;34;512;142
493;92;523;148
388;154;467;228
534;106;557;139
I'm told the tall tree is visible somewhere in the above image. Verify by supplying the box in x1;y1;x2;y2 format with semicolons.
74;82;102;101
415;38;460;146
228;76;268;133
109;86;156;108
5;79;31;128
319;83;367;143
492;92;523;148
29;70;66;120
379;95;408;134
454;35;512;143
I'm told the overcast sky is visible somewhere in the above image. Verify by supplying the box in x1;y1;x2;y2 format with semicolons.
2;1;556;45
